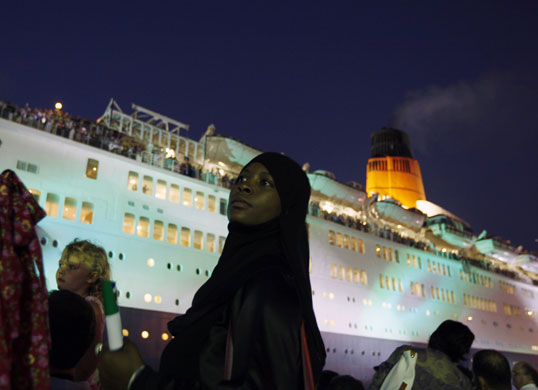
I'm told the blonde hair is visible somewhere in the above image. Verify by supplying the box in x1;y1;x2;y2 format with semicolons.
60;239;111;302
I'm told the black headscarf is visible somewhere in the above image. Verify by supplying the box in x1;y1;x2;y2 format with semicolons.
163;152;325;385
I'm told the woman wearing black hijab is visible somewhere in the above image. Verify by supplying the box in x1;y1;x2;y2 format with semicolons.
99;152;326;389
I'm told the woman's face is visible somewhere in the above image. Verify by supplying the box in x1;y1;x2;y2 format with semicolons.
56;254;96;297
228;162;282;225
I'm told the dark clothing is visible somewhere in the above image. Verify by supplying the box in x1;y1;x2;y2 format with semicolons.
133;152;325;389
368;346;473;390
132;270;301;389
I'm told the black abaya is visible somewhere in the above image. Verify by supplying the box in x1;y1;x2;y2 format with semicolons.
131;153;325;389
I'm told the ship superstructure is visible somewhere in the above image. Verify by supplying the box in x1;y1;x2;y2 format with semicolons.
1;99;537;383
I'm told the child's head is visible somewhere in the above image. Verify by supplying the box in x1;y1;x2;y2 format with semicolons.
56;239;110;301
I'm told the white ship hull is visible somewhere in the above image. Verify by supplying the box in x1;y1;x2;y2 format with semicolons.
1;118;537;385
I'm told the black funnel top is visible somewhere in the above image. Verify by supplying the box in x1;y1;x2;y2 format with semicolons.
370;127;414;158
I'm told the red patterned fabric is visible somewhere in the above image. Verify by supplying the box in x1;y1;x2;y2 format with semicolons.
0;170;50;390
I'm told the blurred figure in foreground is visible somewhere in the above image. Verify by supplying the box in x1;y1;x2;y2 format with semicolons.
368;320;475;390
317;370;339;390
472;349;511;390
512;361;538;390
48;290;96;390
0;170;50;390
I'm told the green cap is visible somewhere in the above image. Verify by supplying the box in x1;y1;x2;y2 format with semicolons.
102;281;119;316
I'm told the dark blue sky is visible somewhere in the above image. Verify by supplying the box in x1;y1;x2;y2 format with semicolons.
2;1;537;250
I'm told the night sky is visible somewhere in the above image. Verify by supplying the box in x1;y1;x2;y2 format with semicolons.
2;1;537;251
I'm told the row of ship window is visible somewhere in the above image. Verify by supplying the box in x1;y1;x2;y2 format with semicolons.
499;281;516;295
329;230;531;300
28;189;94;224
329;229;455;279
329;264;368;285
122;213;225;253
126;171;227;214
329;261;535;317
409;282;457;304
460;271;493;288
42;159;229;215
328;231;366;253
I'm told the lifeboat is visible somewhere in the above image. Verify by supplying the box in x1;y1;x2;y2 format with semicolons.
426;215;474;249
371;198;426;230
475;236;519;263
308;170;367;213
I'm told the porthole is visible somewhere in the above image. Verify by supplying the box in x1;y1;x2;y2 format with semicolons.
161;333;169;341
167;263;172;270
40;237;47;246
108;251;114;258
332;348;336;353
52;240;58;248
196;268;201;275
372;352;375;356
175;299;180;306
361;351;365;355
119;253;124;261
122;329;129;337
141;330;149;339
205;270;209;277
177;264;183;272
126;291;131;299
326;348;330;353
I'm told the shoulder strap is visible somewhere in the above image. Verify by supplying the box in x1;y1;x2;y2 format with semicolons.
301;321;315;390
224;319;233;380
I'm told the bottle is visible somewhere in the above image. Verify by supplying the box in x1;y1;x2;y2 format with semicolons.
103;280;123;351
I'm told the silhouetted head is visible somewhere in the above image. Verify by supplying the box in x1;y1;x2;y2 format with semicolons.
472;349;511;390
328;375;365;390
48;290;96;370
317;370;339;390
428;320;475;362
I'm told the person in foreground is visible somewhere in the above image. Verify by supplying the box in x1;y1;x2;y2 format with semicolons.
368;320;475;390
512;361;538;390
99;152;326;389
49;290;96;390
471;349;511;390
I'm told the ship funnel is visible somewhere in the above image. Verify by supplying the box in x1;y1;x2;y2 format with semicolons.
365;127;426;208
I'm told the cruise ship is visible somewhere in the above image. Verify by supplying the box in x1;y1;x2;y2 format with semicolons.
1;99;537;384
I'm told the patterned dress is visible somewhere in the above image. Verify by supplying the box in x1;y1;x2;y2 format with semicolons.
0;170;50;390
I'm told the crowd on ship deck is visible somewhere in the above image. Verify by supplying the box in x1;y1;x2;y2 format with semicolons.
1;98;536;287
